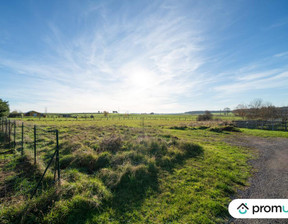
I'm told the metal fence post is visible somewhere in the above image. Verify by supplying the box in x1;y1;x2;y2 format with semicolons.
5;119;8;142
21;122;24;156
8;120;11;147
56;130;60;184
34;125;37;165
14;121;16;148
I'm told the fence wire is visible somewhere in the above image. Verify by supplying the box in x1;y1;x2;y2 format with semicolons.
0;118;60;205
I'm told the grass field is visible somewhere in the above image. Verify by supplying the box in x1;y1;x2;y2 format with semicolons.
0;115;258;223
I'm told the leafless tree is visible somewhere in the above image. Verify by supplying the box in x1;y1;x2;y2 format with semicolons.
233;104;248;119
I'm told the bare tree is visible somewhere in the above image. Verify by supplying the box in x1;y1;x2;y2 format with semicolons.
259;103;278;120
247;98;263;119
233;104;247;119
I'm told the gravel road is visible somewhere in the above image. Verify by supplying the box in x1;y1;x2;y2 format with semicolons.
226;135;288;224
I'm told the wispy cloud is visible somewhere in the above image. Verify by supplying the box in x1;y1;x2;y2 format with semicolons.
1;0;287;112
273;51;288;58
0;1;213;112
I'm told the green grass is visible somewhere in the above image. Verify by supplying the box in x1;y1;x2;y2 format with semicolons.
1;118;253;223
241;128;288;138
89;130;251;224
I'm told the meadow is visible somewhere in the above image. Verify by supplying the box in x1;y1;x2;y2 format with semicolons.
1;114;255;223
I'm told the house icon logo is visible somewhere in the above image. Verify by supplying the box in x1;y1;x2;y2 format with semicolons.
237;203;249;214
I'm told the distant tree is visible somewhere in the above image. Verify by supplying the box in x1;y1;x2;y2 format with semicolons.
234;99;279;120
247;98;263;119
233;104;247;119
103;111;109;117
223;107;231;116
197;111;213;121
259;103;278;120
0;99;10;117
8;110;22;118
277;107;288;122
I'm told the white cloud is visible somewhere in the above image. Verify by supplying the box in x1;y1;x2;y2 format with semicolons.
0;1;211;113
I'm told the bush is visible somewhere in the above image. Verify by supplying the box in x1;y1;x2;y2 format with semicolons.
197;111;213;121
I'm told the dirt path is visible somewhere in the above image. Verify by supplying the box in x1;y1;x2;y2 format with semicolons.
226;135;288;224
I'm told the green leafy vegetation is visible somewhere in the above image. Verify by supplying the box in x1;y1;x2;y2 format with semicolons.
0;98;10;118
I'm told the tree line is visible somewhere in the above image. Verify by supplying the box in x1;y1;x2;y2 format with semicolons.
233;99;288;122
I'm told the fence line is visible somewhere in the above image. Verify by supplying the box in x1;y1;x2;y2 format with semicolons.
17;116;197;122
0;117;60;199
233;120;288;131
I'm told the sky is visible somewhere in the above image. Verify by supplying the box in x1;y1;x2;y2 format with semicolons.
0;0;288;113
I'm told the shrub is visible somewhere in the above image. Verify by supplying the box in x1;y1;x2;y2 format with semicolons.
197;111;213;121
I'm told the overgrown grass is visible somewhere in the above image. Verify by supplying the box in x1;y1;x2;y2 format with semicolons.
1;119;253;223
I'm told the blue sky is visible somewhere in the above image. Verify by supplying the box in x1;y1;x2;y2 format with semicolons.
1;0;288;113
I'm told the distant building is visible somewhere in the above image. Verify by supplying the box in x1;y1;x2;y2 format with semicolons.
24;111;43;117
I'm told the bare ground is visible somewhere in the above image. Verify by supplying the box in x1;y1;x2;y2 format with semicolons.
226;134;288;224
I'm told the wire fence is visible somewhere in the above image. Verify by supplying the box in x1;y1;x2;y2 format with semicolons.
0;118;60;203
18;116;199;122
233;120;288;131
